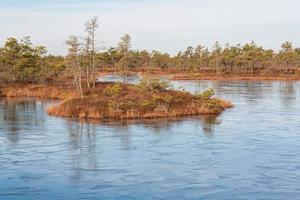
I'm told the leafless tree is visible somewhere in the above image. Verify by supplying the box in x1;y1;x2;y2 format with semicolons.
85;16;99;88
66;36;83;98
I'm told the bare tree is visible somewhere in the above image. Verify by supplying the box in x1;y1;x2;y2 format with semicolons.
117;34;131;82
85;16;99;88
66;36;83;99
83;34;92;88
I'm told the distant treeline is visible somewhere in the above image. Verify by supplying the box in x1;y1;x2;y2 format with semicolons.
98;40;300;76
1;18;300;85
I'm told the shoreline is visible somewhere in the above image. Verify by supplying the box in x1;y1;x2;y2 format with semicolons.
98;70;300;81
0;82;233;120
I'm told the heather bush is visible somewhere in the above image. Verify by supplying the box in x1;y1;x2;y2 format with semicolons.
103;83;123;97
195;88;215;101
108;100;135;112
138;77;172;92
140;99;157;111
152;94;174;105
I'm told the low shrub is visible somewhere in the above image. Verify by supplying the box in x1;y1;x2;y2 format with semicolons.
203;99;220;113
108;100;135;112
152;94;174;105
103;83;123;97
195;88;215;101
138;77;172;92
140;99;157;111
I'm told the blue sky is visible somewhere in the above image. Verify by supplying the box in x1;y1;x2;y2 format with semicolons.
1;0;300;55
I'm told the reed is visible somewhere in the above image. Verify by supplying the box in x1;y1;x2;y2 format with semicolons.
0;84;77;99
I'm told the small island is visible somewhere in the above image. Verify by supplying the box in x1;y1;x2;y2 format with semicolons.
0;77;232;120
48;78;232;119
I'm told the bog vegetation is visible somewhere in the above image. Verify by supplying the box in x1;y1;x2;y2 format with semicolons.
0;78;232;119
1;18;300;85
5;16;280;119
47;78;232;119
2;38;300;84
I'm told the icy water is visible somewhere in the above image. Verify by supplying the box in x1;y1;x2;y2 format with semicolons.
1;76;300;200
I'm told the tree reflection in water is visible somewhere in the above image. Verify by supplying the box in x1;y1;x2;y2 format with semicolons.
63;114;222;179
66;122;97;180
0;98;46;144
71;114;222;135
0;97;222;180
279;81;297;109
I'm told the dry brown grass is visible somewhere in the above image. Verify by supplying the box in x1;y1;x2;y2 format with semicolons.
0;82;233;120
46;83;233;120
0;84;77;99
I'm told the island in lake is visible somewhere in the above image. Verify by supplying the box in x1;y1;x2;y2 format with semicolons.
0;77;232;120
1;1;300;199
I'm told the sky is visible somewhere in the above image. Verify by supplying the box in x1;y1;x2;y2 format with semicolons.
0;0;300;55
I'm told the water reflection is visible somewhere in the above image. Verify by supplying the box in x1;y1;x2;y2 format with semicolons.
0;98;221;149
278;81;298;109
70;114;222;135
0;98;46;143
202;115;222;134
66;122;98;179
0;98;221;182
1;79;300;200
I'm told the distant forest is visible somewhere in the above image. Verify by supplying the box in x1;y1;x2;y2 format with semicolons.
1;17;300;84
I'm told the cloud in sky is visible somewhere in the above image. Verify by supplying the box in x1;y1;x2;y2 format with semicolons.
1;0;300;55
